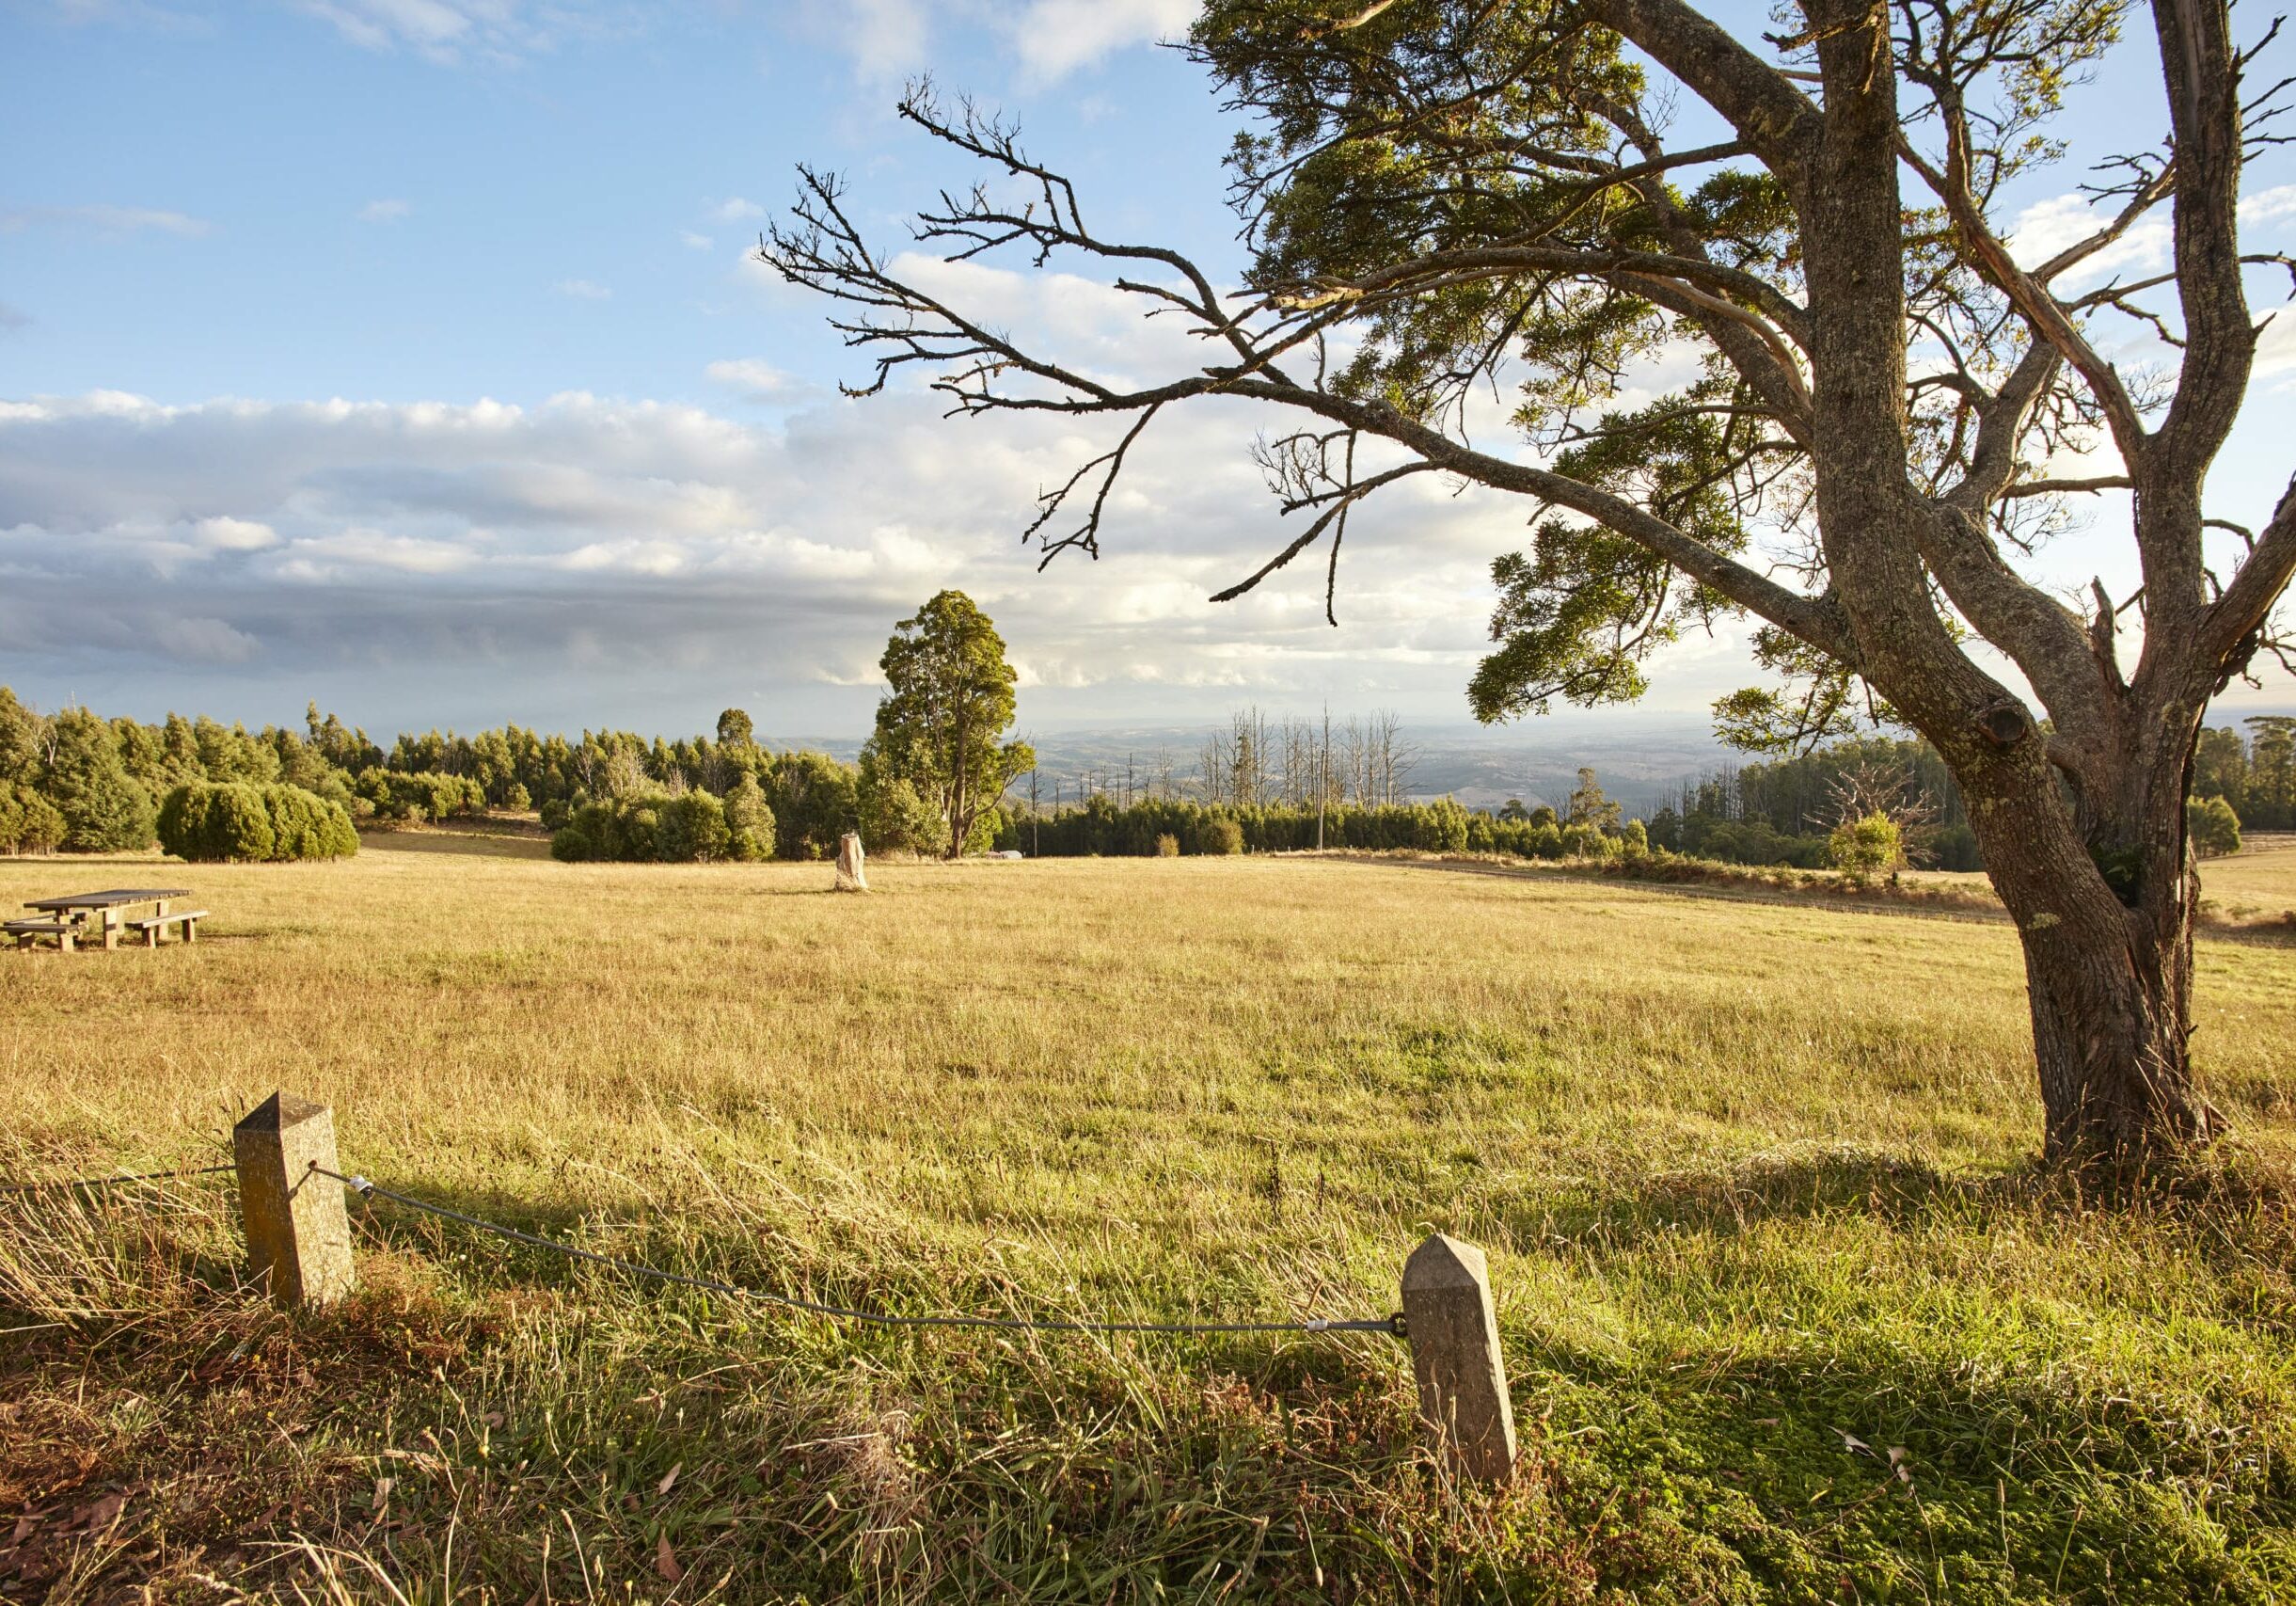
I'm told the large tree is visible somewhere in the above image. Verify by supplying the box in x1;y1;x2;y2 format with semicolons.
764;0;2296;1165
865;591;1037;860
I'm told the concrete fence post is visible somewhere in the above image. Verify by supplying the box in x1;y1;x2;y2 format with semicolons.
233;1092;356;1309
1401;1232;1517;1484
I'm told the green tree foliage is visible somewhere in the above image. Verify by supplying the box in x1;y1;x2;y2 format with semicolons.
2190;719;2296;831
0;781;66;855
723;773;776;862
1565;768;1622;832
43;707;155;852
0;688;46;784
855;745;944;855
1829;812;1906;883
1656;735;1982;871
356;769;489;824
763;750;859;860
550;789;760;864
655;792;732;863
868;592;1036;859
717;708;756;749
157;781;358;862
2188;796;2243;860
998;796;1485;857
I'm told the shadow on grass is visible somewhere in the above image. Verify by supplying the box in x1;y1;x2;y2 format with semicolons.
1487;1150;2296;1598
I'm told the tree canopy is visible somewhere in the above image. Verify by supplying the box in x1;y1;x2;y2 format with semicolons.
865;592;1037;859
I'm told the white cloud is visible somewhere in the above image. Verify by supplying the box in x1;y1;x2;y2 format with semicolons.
795;0;1190;85
704;358;803;402
288;0;614;64
679;230;714;250
807;0;933;82
554;278;611;300
0;204;212;237
1000;0;1197;82
192;516;280;551
705;197;765;224
2255;310;2296;379
0;382;1532;709
277;529;481;579
2008;180;2296;292
358;198;412;223
151;615;261;664
2240;184;2296;228
2006;194;2168;285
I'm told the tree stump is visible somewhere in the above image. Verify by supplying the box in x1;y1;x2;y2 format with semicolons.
834;832;869;893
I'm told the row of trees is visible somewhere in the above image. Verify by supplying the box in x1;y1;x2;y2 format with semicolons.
1643;737;1984;871
2193;719;2296;831
1000;770;1650;862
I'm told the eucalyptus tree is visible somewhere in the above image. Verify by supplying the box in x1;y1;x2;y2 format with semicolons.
763;0;2295;1165
868;591;1037;859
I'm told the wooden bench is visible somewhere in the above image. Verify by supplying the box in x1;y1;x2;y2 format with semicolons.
4;918;77;952
126;910;207;947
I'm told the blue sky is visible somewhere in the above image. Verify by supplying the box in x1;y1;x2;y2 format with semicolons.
2;0;2292;745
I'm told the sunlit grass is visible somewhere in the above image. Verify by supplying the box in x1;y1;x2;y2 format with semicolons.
1;832;2292;1601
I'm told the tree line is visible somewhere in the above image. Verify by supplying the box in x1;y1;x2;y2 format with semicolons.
2193;718;2296;832
1644;736;1984;871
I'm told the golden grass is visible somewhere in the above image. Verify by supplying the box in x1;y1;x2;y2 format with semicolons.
1;831;2293;1600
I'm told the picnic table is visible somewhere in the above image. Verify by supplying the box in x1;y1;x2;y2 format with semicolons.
18;888;194;951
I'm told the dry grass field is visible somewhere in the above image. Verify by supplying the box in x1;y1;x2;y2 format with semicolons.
3;830;2294;1602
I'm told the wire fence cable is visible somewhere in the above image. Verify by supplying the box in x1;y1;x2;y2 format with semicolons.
315;1166;1401;1339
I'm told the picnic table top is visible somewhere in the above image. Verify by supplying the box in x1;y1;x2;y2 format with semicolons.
24;889;192;912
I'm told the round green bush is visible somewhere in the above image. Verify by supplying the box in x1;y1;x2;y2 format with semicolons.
159;781;358;862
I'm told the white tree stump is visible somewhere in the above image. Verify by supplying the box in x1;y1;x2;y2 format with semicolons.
834;832;869;893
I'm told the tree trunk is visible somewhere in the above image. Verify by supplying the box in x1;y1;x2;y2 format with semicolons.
1963;750;2217;1167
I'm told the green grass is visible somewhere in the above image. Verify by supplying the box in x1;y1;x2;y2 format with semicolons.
0;832;2292;1602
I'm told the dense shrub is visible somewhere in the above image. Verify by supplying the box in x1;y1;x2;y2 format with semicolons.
158;781;358;862
1201;818;1244;855
0;781;67;855
2189;795;2242;859
356;768;488;824
992;796;1503;858
1155;833;1180;858
550;789;768;864
43;707;155;852
764;750;860;860
856;748;942;855
1829;812;1905;882
656;792;732;862
1924;822;1984;871
723;774;776;862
